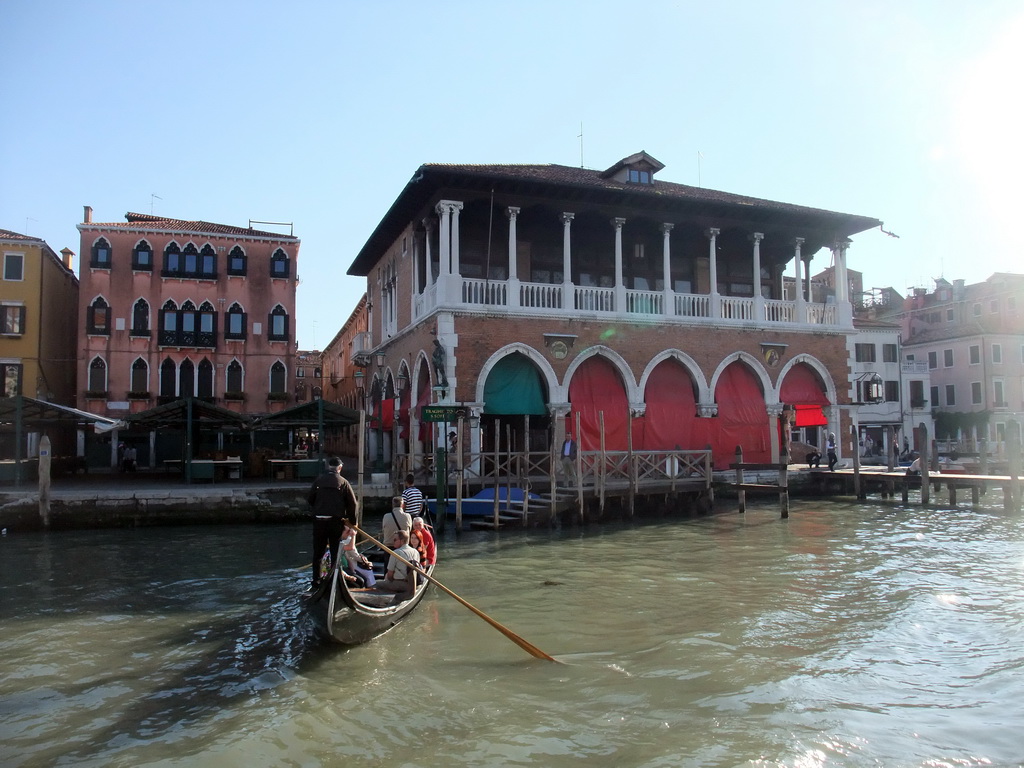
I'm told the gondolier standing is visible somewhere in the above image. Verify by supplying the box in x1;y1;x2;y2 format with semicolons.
307;456;358;592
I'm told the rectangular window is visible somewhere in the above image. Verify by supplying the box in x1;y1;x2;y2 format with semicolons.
909;380;925;408
1;305;25;335
946;308;954;321
945;384;956;406
928;351;938;369
994;380;1005;406
884;380;899;401
4;253;24;281
0;362;22;396
855;343;876;362
931;385;939;406
973;302;982;317
970;345;980;365
991;299;999;313
972;381;983;405
992;344;1002;364
882;344;898;362
943;349;954;367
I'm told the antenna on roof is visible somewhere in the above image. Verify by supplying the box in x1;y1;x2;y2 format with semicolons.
150;194;162;214
697;151;704;188
249;219;294;236
578;122;584;168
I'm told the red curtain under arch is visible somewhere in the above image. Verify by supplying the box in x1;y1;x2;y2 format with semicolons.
638;360;699;450
779;363;829;427
704;363;770;468
568;356;628;452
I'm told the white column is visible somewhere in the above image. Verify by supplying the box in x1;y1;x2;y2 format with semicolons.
450;201;463;278
561;212;574;308
612;217;626;311
421;217;434;283
751;232;764;320
836;238;853;327
793;237;805;321
507;206;521;308
435;202;451;279
707;228;720;318
661;223;674;316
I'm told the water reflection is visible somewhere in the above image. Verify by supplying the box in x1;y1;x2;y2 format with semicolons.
2;501;1023;767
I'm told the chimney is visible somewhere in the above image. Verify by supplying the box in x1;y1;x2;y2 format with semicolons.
83;205;92;224
60;248;75;270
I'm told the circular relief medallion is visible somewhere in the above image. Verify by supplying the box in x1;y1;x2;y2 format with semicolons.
763;348;781;367
549;340;569;360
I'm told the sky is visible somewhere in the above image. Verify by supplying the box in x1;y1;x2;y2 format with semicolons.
2;1;1022;350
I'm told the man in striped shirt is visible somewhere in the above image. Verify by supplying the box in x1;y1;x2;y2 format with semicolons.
402;473;425;518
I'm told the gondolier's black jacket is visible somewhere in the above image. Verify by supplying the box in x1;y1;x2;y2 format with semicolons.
308;471;358;520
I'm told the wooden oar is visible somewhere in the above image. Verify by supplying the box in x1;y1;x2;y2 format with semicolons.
353;524;559;663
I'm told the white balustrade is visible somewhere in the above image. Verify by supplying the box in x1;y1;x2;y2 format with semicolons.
673;293;711;318
719;296;754;320
574;286;615;312
625;289;663;315
520;281;564;309
461;277;507;307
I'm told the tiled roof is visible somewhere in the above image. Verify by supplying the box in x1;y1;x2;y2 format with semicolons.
80;213;298;241
423;162;869;222
0;228;41;242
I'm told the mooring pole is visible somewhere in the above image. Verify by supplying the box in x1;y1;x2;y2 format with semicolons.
735;445;745;514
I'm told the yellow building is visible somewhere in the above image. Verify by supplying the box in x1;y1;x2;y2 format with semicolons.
0;230;79;406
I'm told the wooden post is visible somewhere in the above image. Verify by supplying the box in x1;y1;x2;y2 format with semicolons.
356;410;366;527
505;422;513;525
455;416;465;528
598;411;606;517
575;411;584;523
549;427;557;524
627;409;635;519
735;445;745;514
980;436;988;475
38;434;52;528
919;422;930;506
780;407;791;519
851;416;863;500
886;425;896;472
1007;419;1021;513
705;444;714;507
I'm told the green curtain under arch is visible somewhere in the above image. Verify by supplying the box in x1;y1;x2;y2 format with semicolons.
483;354;547;415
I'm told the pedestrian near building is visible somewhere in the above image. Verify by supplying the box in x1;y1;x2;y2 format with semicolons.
306;457;358;591
560;433;578;486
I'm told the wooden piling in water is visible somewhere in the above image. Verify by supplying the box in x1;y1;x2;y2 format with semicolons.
735;446;745;514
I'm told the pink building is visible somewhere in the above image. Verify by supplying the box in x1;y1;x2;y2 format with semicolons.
76;208;300;465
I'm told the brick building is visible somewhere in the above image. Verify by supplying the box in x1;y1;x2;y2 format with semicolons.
345;151;880;472
76;208;299;467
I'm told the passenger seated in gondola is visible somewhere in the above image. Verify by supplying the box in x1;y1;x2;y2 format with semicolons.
378;530;420;594
381;496;412;544
341;521;376;588
411;516;435;566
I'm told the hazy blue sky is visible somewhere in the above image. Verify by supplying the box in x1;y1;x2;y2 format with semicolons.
3;1;1021;349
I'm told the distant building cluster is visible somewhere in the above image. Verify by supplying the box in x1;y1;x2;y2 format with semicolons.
2;151;1021;471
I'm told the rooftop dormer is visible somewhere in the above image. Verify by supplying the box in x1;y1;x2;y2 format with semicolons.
600;151;665;185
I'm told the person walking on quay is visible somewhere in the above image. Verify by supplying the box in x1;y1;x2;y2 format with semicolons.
402;473;425;518
307;456;358;592
826;432;838;472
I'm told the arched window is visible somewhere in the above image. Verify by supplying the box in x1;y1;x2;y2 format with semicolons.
198;358;214;399
159;299;178;345
179;301;197;346
199;245;216;278
163;242;181;274
270;248;289;278
179;358;195;398
268;304;289;341
132;299;150;335
87;357;107;393
90;238;111;269
198;301;216;346
295;380;307;402
182;243;198;274
227;245;247;276
159;358;176;399
226;360;243;394
225;302;247;339
270;361;286;394
88;297;110;334
130;358;148;394
132;239;152;270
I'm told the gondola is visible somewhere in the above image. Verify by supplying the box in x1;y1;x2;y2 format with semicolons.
304;546;435;645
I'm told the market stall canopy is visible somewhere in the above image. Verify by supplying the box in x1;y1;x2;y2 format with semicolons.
124;398;253;431
0;395;120;430
250;400;361;429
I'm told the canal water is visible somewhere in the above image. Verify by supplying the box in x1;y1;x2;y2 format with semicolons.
1;498;1022;767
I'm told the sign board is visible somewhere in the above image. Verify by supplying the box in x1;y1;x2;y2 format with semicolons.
420;405;468;423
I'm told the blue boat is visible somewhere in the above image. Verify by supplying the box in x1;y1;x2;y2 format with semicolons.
426;486;542;518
